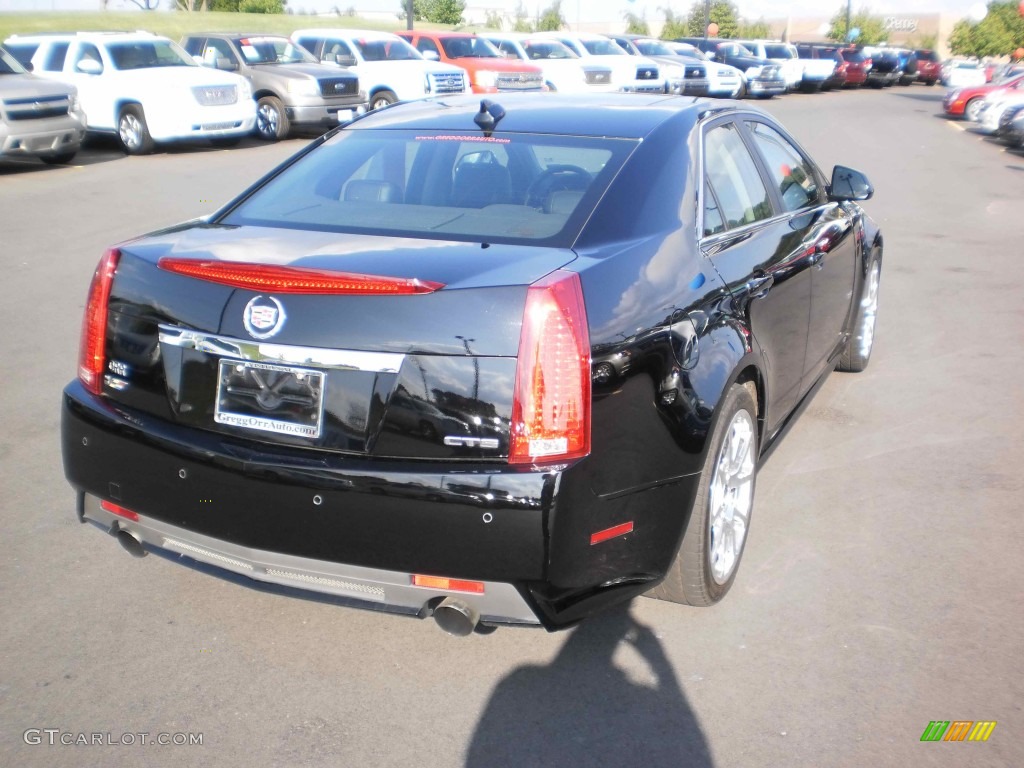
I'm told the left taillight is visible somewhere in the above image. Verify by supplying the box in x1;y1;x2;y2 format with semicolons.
78;248;120;395
509;270;591;465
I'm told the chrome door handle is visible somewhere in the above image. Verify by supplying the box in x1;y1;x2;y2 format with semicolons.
747;272;774;299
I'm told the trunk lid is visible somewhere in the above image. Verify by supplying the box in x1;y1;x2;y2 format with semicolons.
102;224;576;461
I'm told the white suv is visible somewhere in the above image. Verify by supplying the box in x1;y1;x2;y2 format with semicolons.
7;31;255;154
479;32;615;93
531;32;663;94
291;29;467;110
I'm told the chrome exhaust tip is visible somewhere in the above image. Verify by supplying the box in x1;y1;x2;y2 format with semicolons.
116;529;147;558
432;597;480;637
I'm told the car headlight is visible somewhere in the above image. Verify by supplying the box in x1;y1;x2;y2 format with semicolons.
237;79;252;101
745;66;762;77
68;93;80;112
949;89;961;102
287;78;320;96
475;70;498;88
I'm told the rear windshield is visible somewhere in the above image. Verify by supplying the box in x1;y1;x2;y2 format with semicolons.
220;130;638;247
842;50;866;63
915;49;939;62
764;45;794;59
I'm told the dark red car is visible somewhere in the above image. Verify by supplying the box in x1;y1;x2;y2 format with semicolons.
944;73;1024;119
915;49;940;85
836;48;869;87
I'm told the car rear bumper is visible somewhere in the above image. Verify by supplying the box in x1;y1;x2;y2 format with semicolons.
78;492;541;626
62;381;559;626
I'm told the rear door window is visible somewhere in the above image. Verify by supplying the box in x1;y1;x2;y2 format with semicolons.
703;122;773;232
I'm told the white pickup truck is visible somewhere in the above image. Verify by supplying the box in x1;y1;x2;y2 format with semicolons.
8;31;255;154
292;29;467;110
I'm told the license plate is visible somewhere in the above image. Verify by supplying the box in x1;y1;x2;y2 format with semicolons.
328;109;354;123
202;122;236;132
215;360;324;439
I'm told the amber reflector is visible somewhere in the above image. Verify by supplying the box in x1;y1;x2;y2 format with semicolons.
411;575;485;594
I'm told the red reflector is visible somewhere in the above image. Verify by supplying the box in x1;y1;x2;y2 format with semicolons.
100;500;139;522
590;521;634;545
157;258;444;295
509;270;591;464
78;248;121;395
411;574;485;594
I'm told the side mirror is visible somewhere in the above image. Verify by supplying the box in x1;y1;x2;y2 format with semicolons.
422;50;440;62
829;165;873;201
215;56;238;72
75;58;102;75
336;54;357;67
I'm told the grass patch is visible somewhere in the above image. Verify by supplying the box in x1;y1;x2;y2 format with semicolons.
0;11;446;45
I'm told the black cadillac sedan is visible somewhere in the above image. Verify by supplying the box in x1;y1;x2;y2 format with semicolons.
61;93;882;635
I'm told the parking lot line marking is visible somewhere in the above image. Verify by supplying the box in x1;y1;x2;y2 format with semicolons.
946;121;968;132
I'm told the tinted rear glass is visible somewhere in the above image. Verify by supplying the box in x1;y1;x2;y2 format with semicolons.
915;50;939;62
221;130;638;247
764;45;793;58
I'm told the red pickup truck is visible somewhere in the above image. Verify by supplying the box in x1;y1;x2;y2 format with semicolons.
397;31;544;95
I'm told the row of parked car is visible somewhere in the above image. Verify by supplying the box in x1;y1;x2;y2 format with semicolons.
943;66;1024;150
0;26;947;165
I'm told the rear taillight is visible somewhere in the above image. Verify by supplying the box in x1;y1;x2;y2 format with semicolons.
157;259;444;295
78;248;120;395
509;270;590;465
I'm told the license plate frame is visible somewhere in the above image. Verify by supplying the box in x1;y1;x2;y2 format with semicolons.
215;359;325;439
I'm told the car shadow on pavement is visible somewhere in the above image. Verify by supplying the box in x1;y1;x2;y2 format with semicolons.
889;91;945;103
465;604;714;768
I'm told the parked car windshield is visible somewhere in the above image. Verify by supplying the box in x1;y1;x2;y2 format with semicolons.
354;37;421;62
581;39;628;56
522;40;576;60
220;129;638;247
437;36;501;59
0;46;26;74
233;36;318;65
634;39;675;56
107;40;195;70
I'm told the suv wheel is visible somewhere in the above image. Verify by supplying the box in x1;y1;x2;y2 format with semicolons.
118;105;154;155
255;96;289;141
369;90;398;111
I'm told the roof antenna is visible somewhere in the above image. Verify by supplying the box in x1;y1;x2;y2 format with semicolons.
473;100;505;136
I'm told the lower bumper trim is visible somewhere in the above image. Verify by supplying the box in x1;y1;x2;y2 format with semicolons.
81;493;541;626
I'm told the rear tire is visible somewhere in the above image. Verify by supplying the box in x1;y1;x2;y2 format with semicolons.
647;382;759;607
117;105;154;155
369;89;398;111
837;256;881;373
255;96;289;141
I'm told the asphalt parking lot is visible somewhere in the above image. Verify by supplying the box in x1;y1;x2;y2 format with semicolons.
2;87;1022;768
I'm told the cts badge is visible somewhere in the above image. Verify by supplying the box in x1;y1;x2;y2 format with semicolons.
243;295;286;340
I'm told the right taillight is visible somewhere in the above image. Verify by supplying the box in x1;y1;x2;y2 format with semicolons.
78;248;120;395
509;270;591;465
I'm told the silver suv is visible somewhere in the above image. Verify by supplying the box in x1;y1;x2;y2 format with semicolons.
181;33;366;140
0;44;85;164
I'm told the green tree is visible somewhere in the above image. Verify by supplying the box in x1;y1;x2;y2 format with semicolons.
209;0;239;10
659;7;689;40
537;0;566;32
512;1;533;32
826;6;888;45
737;19;771;39
949;1;1024;57
685;1;740;39
405;0;464;24
623;10;650;35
